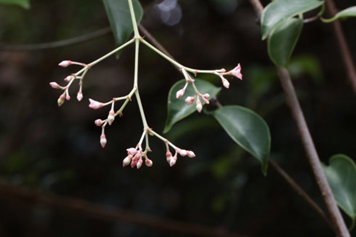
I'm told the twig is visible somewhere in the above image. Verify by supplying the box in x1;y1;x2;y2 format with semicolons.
277;67;350;237
0;27;111;51
325;0;356;94
268;159;333;228
0;182;252;237
248;0;350;236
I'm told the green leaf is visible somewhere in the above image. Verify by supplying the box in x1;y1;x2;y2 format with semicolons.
212;106;270;175
261;0;324;40
164;79;221;133
323;154;356;222
0;0;30;9
102;0;143;45
322;6;356;23
268;18;303;67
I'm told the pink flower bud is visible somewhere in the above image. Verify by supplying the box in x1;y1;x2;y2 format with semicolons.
57;93;66;107
179;149;187;156
169;156;177;167
222;78;230;89
49;82;61;89
203;93;210;98
136;159;143;169
229;63;242;80
123;155;132;167
94;119;103;126
196;98;202;113
64;75;75;82
100;134;107;148
176;88;185;99
187;150;196;158
201;96;209;105
107;110;115;126
145;159;153;167
89;98;103;110
166;151;172;163
66;94;71;101
77;91;83;101
58;60;72;67
185;96;195;105
127;148;137;155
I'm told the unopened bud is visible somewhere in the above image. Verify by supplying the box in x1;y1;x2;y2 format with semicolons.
127;148;137;155
49;82;61;89
136;159;143;169
64;75;75;82
222;78;230;89
123;155;132;167
166;151;172;163
58;60;72;67
179;149;187;156
57;93;66;107
77;91;83;101
100;134;107;148
145;159;153;167
196;98;202;113
107;110;115;125
176;88;185;99
169;156;177;167
185;96;195;105
66;94;71;101
94;119;103;126
187;150;196;158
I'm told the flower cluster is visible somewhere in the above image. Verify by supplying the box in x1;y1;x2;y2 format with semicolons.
123;147;153;168
51;36;242;169
215;64;243;89
49;60;89;106
174;64;243;113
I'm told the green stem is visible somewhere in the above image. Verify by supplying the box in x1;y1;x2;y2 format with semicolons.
128;0;140;37
87;38;135;67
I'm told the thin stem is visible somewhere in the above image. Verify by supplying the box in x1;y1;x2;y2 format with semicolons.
88;38;135;67
277;67;350;237
325;0;356;94
128;0;140;37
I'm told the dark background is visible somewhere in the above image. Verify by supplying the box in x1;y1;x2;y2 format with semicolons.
0;0;355;236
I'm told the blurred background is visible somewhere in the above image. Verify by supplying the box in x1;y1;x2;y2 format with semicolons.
0;0;355;236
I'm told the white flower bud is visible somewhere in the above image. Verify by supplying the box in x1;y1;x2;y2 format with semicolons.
185;96;195;105
145;159;153;167
77;91;83;101
179;149;187;156
187;150;196;158
196;98;202;113
176;89;185;99
58;60;72;67
57;94;66;107
100;134;107;148
122;155;132;167
49;82;61;89
107;110;115;125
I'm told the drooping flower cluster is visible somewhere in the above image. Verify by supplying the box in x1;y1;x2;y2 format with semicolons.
51;37;242;169
49;60;89;106
174;64;243;113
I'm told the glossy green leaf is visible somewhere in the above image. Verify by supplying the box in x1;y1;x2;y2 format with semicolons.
323;154;356;222
164;79;221;133
268;18;303;67
261;0;324;40
102;0;143;45
212;106;270;175
0;0;30;9
322;6;356;23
